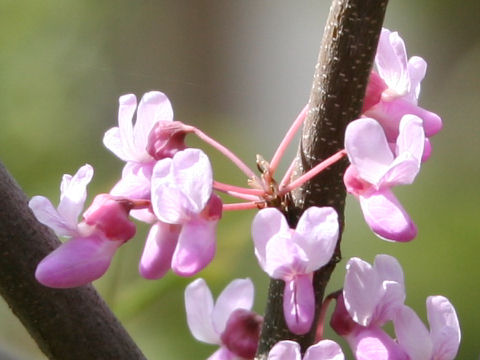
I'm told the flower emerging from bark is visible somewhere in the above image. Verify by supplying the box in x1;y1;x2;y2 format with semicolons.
252;207;338;334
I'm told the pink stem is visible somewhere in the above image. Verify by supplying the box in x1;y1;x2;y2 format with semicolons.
269;105;308;176
315;290;341;342
186;126;258;180
279;149;347;195
278;157;298;190
213;181;264;196
222;202;260;211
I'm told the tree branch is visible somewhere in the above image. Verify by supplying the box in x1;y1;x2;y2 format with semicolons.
0;162;146;360
256;0;388;357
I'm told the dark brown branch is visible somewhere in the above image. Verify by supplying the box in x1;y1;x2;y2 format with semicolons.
256;0;388;357
0;162;146;360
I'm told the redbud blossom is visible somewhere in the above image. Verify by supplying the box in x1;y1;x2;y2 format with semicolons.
185;278;262;360
251;207;338;334
29;165;136;288
344;115;424;242
363;28;442;161
140;148;222;278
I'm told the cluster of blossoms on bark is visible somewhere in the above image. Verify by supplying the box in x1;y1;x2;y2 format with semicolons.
29;28;460;359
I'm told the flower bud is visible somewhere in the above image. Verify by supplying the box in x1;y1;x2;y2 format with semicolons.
146;121;187;159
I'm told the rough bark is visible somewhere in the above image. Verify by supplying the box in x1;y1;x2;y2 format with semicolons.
256;0;388;357
0;162;146;360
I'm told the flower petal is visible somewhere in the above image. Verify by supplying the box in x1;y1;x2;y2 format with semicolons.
344;257;383;326
264;233;308;279
35;234;119;288
352;327;409;360
427;296;461;360
134;91;174;157
394;305;433;360
304;340;345;360
212;278;254;335
139;222;180;280
406;56;427;103
115;94;139;161
359;189;417;242
283;275;314;335
29;196;77;236
185;278;220;344
171;217;217;276
345;118;393;186
58;164;93;228
267;340;301;360
207;347;237;360
294;206;338;272
251;207;290;269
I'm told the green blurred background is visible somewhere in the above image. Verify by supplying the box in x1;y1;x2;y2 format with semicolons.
1;1;479;359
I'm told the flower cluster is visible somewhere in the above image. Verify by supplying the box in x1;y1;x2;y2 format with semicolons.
27;27;460;359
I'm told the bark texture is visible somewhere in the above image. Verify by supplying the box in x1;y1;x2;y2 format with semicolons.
0;163;146;360
256;0;388;357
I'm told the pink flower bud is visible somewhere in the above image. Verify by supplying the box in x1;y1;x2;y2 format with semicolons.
83;194;136;242
146;121;188;160
220;308;263;359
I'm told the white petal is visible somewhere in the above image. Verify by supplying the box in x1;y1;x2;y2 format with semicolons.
117;94;140;161
184;278;220;344
29;196;77;236
212;278;254;334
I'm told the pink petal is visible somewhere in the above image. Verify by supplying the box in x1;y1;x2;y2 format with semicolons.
406;56;427;103
35;234;119;288
212;278;254;335
359;189;417;242
304;340;345;360
375;29;409;96
345;118;393;186
139;222;180;280
343;257;383;326
29;196;77;237
171;217;217;276
293;206;338;272
283;275;315;335
427;296;461;360
394;305;433;360
103;127;126;161
58;164;93;228
184;278;219;344
351;327;409;360
267;340;302;360
251;208;290;269
134;91;173;156
111;162;153;199
264;233;308;279
115;94;139;161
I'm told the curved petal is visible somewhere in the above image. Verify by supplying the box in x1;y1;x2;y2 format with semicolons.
406;56;427;103
184;278;219;344
111;162;153;199
264;233;308;279
374;254;404;284
207;347;237;360
35;234;119;288
171;149;213;214
359;189;417;242
304;340;345;360
29;196;77;237
267;340;301;360
251;208;289;269
394;305;433;360
345;118;393;186
427;296;461;360
58;164;93;228
117;94;139;161
139;222;180;279
294;206;338;272
103;127;127;161
134;91;174;154
375;29;409;95
283;276;314;335
351;327;409;360
171;218;217;276
344;257;383;326
212;278;254;335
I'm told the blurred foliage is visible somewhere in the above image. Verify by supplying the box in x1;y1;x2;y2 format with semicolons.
0;1;479;359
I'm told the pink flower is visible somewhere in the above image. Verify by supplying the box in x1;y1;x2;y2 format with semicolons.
29;165;136;288
103;91;181;223
344;115;424;241
363;28;442;160
185;278;262;360
331;255;461;360
267;340;344;360
251;207;338;334
140;148;222;279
